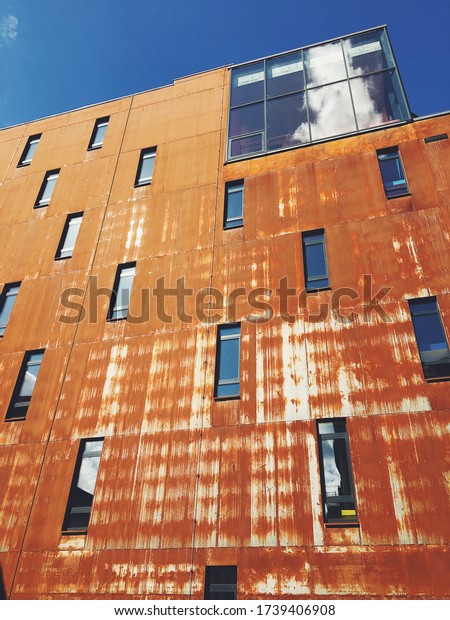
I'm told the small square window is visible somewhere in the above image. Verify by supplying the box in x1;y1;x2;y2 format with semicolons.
107;262;136;321
214;324;240;399
55;213;83;260
317;419;358;525
5;349;45;422
135;147;156;186
0;282;20;337
88;117;109;150
302;229;330;291
204;566;237;600
18;134;41;167
408;297;450;381
377;147;408;198
224;180;244;229
34;169;60;208
62;438;104;533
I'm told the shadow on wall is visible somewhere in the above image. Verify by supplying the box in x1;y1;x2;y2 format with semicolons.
0;564;7;599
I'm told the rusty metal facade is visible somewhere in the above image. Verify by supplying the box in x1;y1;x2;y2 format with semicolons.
0;63;449;599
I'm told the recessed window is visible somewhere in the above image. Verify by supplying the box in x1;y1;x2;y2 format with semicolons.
214;324;240;399
408;297;450;381
0;282;20;337
317;419;357;524
377;147;408;198
55;213;83;260
204;566;237;600
302;229;330;291
34;169;60;208
135;147;156;186
107;262;136;321
224;180;244;229
88;117;109;150
62;438;104;533
5;349;45;422
18;134;41;167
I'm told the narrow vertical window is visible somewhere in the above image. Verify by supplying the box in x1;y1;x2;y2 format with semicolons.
214;324;240;398
88;117;109;150
377;147;408;197
18;134;41;166
0;282;20;337
302;229;330;291
317;419;357;524
408;297;450;381
5;349;45;422
55;212;83;260
62;438;104;533
35;169;60;208
135;147;156;186
224;180;244;229
107;262;136;321
204;566;237;600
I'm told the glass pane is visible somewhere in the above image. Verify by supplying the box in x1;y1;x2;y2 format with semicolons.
23;139;39;163
305;41;347;87
321;437;352;497
231;63;264;107
0;290;19;330
351;71;409;130
92;122;107;146
410;298;439;314
230;134;263;158
379;154;407;195
413;313;449;362
267;52;304;97
77;454;101;495
219;337;240;382
40;174;58;203
308;82;357;141
267;92;308;150
216;382;240;398
17;352;43;400
229;102;264;138
343;30;393;77
226;188;243;220
62;217;82;253
139;152;155;182
305;242;327;279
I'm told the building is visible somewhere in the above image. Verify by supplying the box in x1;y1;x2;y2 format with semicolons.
0;26;449;599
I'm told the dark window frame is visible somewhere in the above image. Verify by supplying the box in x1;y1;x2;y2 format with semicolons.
377;146;409;198
214;323;241;400
18;134;41;167
204;566;237;600
87;116;110;150
62;437;104;535
301;229;330;292
0;281;21;337
408;297;450;382
5;349;45;422
107;262;136;322
135;147;157;187
317;419;358;526
224;180;244;229
55;212;83;261
34;169;60;208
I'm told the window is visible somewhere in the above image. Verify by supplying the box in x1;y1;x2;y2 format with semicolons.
62;438;104;533
5;349;44;422
408;297;450;381
35;169;60;208
377;147;408;197
55;212;83;260
302;229;330;291
214;324;240;398
135;147;156;186
224;180;244;229
228;27;411;159
18;134;41;166
107;262;136;321
0;282;20;337
204;566;237;600
88;117;109;150
317;419;357;524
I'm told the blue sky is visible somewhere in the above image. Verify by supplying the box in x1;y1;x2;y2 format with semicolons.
0;0;449;129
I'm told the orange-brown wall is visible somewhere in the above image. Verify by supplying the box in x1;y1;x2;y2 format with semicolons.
0;66;449;599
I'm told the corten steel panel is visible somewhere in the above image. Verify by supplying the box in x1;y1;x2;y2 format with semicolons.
0;136;23;181
0;443;45;551
0;346;70;446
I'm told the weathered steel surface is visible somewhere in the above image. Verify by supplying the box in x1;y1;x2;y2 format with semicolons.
0;64;449;598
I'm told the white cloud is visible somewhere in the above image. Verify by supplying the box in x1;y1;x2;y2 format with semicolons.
0;14;18;45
